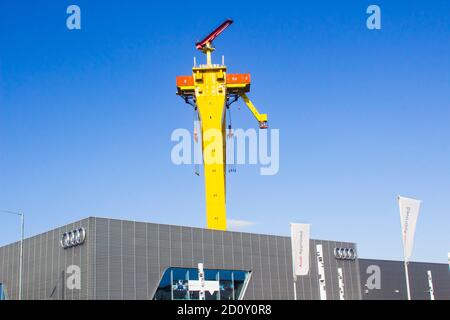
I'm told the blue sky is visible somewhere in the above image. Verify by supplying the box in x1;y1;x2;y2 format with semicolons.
0;1;449;263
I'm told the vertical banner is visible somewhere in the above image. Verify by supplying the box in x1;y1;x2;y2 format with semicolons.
290;223;311;279
398;196;421;260
198;263;206;301
427;270;435;300
316;244;327;300
398;195;421;300
337;267;345;300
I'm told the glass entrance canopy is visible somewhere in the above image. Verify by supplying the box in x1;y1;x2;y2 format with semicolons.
153;267;251;300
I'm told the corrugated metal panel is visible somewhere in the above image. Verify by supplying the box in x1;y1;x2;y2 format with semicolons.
95;218;109;299
241;232;254;300
158;225;170;274
169;225;182;268
135;222;147;300
108;219;121;300
146;223;160;299
122;221;135;300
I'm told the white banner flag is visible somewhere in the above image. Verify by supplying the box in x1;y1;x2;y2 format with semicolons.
398;196;421;260
290;223;310;278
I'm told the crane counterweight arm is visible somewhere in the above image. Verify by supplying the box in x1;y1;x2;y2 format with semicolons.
239;93;268;129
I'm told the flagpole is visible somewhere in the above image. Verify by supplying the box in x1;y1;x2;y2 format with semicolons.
293;277;297;300
404;259;411;300
290;223;297;301
292;246;297;300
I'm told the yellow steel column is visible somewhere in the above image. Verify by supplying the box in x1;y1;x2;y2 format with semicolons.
193;64;228;231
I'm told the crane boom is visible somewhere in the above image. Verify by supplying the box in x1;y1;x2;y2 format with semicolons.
196;19;234;50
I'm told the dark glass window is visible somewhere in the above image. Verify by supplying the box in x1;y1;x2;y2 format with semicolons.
219;270;234;300
234;270;247;299
172;268;189;300
0;284;5;300
153;267;250;300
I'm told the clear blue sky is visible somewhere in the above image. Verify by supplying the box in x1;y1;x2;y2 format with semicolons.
0;1;449;263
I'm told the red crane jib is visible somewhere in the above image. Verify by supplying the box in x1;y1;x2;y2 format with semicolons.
195;19;234;50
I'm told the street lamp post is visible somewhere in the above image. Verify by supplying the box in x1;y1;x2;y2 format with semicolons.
0;210;24;300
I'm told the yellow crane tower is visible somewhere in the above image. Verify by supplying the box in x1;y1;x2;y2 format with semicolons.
176;19;268;231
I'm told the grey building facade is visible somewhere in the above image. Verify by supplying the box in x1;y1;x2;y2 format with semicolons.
0;217;362;300
359;259;450;300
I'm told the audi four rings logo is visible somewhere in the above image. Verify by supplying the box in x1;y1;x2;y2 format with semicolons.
61;228;86;249
334;247;357;260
